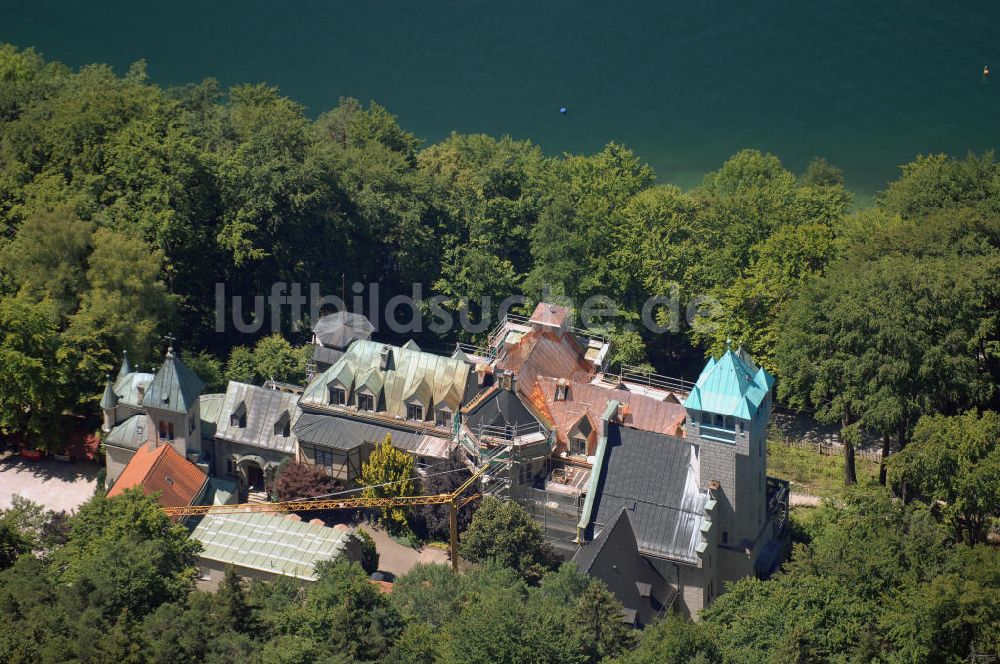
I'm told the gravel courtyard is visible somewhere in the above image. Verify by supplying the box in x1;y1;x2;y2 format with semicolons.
0;455;98;513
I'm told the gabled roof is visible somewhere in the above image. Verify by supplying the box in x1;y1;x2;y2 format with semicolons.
588;425;707;563
104;414;148;451
355;367;384;396
293;412;448;456
683;348;774;420
573;509;672;627
107;442;208;509
463;386;542;435
404;377;433;407
530;376;687;448
189;512;358;581
142;348;204;414
214;382;300;454
325;361;356;390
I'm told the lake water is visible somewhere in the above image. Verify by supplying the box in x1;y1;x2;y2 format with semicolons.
4;0;1000;196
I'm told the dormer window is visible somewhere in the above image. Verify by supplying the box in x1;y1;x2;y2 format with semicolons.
435;409;451;428
159;421;175;441
357;393;375;411
274;410;291;437
329;386;346;406
230;401;247;428
406;404;424;421
571;437;587;455
555;379;569;401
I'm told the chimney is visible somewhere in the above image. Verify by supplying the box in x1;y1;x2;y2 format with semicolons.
499;370;515;392
475;363;492;386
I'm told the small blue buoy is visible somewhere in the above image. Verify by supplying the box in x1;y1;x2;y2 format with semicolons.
559;106;568;115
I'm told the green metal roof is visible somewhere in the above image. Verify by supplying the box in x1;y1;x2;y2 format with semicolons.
198;393;225;439
683;348;774;420
189;512;356;581
302;340;472;417
142;348;204;414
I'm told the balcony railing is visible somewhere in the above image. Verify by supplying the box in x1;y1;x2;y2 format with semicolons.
698;424;736;443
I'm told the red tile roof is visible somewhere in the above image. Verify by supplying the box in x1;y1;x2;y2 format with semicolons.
107;442;207;508
533;376;687;454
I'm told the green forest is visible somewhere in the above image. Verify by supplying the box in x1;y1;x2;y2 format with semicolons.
1;481;997;663
0;44;998;662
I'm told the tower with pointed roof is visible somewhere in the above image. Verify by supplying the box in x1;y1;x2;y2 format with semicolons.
100;375;118;432
683;345;776;584
141;343;205;460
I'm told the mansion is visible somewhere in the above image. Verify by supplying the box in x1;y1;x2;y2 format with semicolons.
101;302;788;619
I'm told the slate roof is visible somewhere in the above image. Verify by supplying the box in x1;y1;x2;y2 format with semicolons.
311;345;345;369
104;414;148;451
589;425;707;563
214;382;300;454
463;387;543;434
142;349;204;414
312;312;375;349
573;509;672;627
684;348;774;420
293;412;433;454
189;512;357;581
107;442;208;508
301;340;472;420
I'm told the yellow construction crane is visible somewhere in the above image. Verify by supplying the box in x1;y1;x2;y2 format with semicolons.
163;451;502;572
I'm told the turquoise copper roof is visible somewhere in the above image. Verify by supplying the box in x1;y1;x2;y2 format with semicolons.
683;348;774;420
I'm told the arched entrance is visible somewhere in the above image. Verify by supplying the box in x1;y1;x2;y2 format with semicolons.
235;455;268;497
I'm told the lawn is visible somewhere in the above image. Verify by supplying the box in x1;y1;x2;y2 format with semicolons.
767;441;879;501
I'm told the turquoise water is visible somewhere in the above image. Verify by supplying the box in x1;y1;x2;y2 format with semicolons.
4;0;1000;195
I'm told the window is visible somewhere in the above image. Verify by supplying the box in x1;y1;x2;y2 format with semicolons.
167;422;175;441
230;402;247;428
274;411;291;437
189;413;196;435
329;387;346;406
406;403;423;421
555;380;568;401
715;414;724;428
159;421;166;440
722;531;728;545
314;448;335;469
225;458;236;475
357;393;374;411
435;409;450;427
571;437;587;455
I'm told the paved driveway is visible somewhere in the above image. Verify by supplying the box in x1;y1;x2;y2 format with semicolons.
0;456;98;513
361;524;451;577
